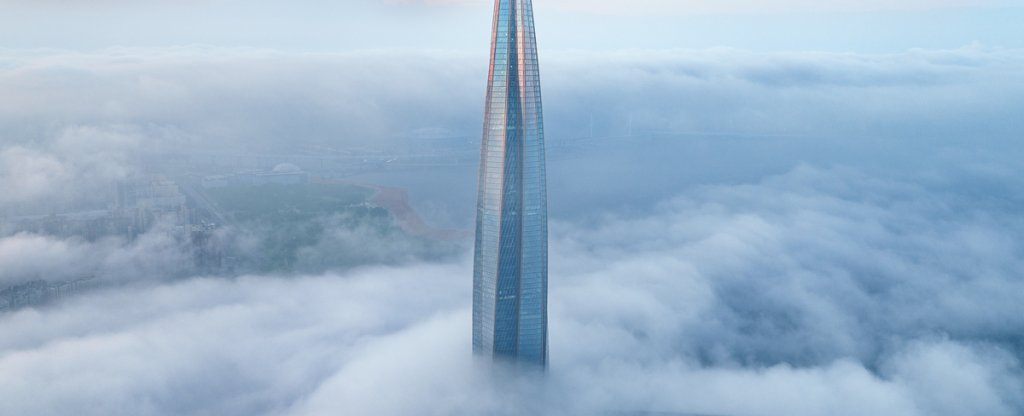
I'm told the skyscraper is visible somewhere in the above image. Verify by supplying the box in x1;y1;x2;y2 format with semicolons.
472;0;548;367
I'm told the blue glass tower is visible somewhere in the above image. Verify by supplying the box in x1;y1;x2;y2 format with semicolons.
472;0;548;367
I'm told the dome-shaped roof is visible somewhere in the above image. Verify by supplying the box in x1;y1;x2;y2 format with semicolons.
272;163;301;173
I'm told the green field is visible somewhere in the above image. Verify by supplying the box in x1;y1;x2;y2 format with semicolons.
206;183;377;223
204;183;395;272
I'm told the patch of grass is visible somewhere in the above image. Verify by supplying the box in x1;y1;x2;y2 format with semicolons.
204;183;393;272
206;183;375;222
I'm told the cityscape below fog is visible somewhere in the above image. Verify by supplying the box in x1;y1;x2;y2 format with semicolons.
0;129;684;312
2;0;1023;415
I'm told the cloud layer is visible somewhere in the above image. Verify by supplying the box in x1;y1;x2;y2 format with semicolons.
1;46;1023;414
3;46;1022;218
3;165;1024;415
3;46;1022;154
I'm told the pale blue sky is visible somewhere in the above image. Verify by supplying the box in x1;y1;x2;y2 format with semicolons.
2;0;1023;53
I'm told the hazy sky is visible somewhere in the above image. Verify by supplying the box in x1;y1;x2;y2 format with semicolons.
2;0;1023;52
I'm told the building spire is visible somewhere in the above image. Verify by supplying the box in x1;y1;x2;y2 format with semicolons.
473;0;549;367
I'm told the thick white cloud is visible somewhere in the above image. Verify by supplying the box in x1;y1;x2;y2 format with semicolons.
0;125;146;209
0;48;483;153
2;165;1023;415
1;45;1023;415
1;46;1020;169
8;46;1021;145
0;228;189;286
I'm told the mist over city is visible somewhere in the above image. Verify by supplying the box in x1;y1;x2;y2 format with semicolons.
2;1;1024;415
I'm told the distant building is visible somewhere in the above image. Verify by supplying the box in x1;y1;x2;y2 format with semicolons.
3;177;190;240
473;0;549;368
0;278;97;312
117;178;190;235
0;175;232;306
134;180;187;210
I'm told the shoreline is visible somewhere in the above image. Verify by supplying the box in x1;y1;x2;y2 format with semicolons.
312;177;471;241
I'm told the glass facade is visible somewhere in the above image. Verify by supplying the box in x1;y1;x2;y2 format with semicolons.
473;0;548;367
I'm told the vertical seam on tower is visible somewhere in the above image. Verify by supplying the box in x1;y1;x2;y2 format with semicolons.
509;0;521;358
514;0;527;360
491;0;513;355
